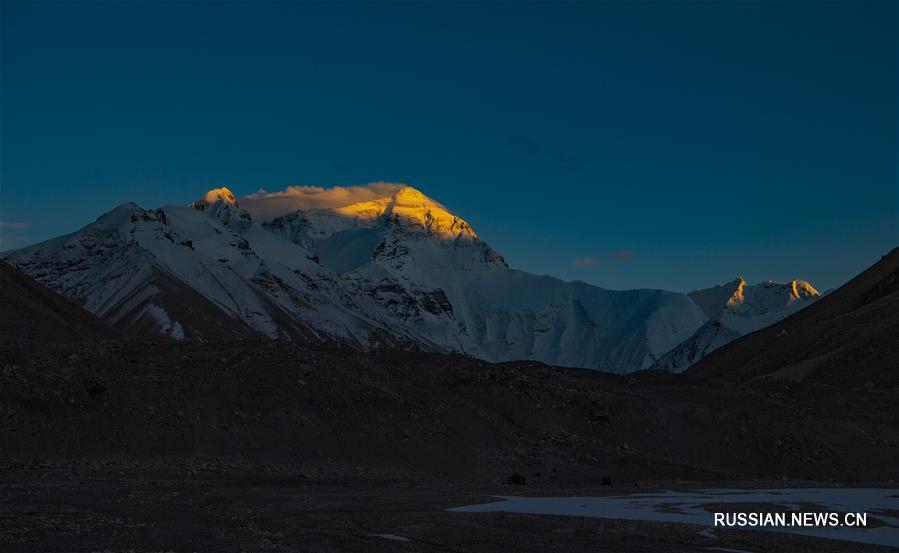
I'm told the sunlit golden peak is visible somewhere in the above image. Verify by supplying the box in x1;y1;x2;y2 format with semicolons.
393;186;429;203
194;187;238;207
333;185;475;239
790;279;820;299
726;277;747;306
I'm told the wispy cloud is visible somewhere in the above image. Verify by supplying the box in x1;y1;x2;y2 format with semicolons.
613;250;635;261
571;257;599;267
0;220;25;230
240;182;406;221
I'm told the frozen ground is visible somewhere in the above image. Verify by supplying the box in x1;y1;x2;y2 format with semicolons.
3;468;897;553
450;488;899;548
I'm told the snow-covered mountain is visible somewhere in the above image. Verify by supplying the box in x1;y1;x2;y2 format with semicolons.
2;185;819;373
1;194;438;347
651;277;821;371
262;186;708;370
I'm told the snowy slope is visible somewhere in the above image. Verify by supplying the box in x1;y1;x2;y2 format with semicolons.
652;277;822;371
2;193;440;348
3;185;820;373
264;186;707;371
4;202;280;340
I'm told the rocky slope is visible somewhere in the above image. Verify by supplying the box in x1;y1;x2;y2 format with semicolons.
0;261;115;342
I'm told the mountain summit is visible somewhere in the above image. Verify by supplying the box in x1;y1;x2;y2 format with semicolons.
333;186;478;240
689;277;820;319
263;185;507;274
651;277;822;371
261;185;477;241
2;184;820;373
190;187;251;231
190;187;238;208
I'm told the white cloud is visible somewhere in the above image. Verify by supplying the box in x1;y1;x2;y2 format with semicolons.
0;220;25;230
239;182;406;221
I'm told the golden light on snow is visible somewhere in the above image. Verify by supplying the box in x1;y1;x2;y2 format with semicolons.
241;184;476;240
240;182;407;220
333;187;476;239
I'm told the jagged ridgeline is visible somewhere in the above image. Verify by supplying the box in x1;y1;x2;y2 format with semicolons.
2;185;820;373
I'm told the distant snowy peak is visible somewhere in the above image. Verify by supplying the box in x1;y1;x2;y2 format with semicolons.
264;185;508;272
190;187;252;232
337;186;478;240
2;182;822;375
687;278;744;319
727;278;820;316
191;187;238;208
266;186;480;243
656;276;822;372
689;277;820;318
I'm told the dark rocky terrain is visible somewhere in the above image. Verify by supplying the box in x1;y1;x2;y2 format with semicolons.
1;337;898;552
2;339;898;485
1;253;898;551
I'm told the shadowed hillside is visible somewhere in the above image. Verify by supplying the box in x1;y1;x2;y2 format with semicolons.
0;261;115;342
690;248;899;387
2;339;897;484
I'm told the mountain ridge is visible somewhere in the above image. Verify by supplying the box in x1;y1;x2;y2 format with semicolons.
689;247;899;386
2;185;821;373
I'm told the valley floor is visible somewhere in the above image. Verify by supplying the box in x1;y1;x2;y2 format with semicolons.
1;467;896;552
1;338;897;551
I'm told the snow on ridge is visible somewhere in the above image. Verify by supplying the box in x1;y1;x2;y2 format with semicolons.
657;277;822;372
2;185;821;374
240;182;407;221
264;185;483;246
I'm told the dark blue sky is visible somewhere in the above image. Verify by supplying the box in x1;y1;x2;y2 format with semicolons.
1;1;896;291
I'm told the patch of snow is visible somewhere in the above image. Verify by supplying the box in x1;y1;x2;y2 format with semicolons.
369;533;410;542
143;303;184;341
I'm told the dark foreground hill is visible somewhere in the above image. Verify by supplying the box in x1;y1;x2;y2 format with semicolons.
2;255;898;552
2;338;897;551
2;338;897;485
690;248;899;387
0;261;115;342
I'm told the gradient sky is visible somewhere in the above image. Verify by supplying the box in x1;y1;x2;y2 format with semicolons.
1;1;896;292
